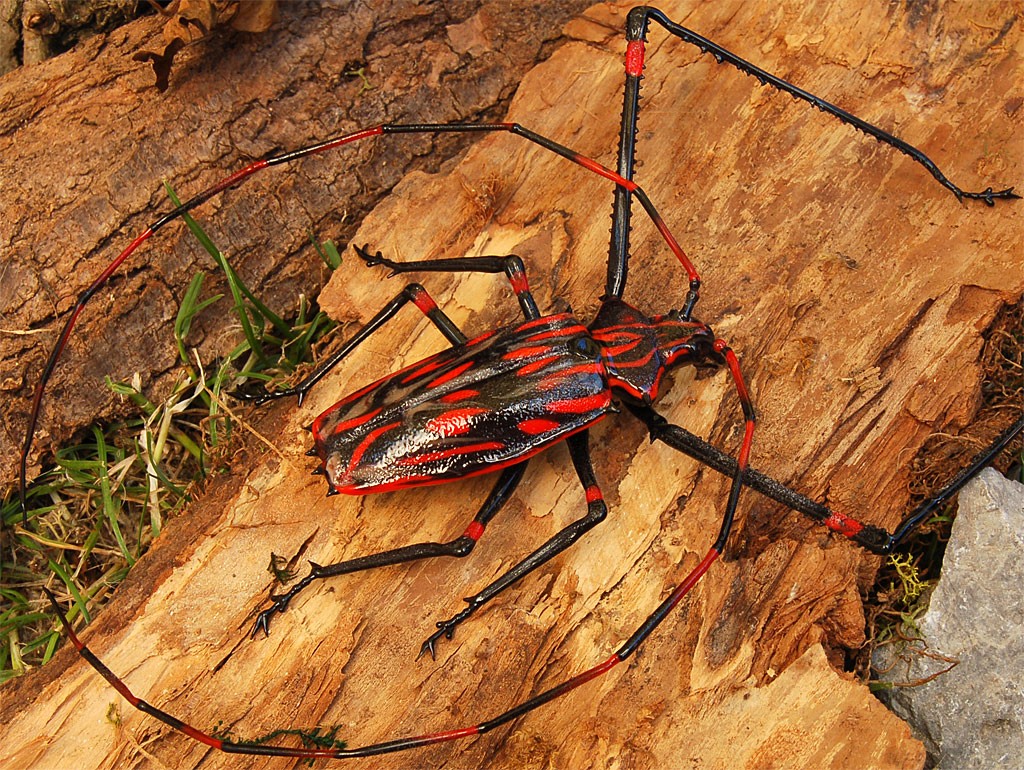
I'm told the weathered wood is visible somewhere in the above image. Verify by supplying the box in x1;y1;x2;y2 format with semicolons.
0;0;591;487
2;0;1021;768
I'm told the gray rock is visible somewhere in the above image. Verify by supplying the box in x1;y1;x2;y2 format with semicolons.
873;468;1024;770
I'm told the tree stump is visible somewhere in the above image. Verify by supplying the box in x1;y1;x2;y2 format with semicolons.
2;1;1021;769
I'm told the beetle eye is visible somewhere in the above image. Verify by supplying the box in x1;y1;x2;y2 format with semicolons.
572;335;601;358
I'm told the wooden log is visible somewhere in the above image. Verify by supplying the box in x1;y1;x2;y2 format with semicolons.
0;0;593;486
2;0;1021;768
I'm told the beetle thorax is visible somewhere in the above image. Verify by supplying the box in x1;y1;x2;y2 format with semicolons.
589;298;715;404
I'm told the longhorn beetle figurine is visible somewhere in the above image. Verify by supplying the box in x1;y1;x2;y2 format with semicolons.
17;3;1023;762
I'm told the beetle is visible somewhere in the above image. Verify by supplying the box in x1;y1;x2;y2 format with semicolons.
13;2;1023;763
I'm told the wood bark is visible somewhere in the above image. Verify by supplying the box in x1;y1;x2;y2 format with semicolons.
0;0;592;488
2;1;1022;769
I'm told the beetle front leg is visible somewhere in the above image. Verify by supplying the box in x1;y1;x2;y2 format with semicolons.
354;244;541;321
420;429;607;659
249;462;528;638
628;403;1024;554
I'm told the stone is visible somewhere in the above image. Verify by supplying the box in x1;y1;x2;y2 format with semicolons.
874;468;1024;770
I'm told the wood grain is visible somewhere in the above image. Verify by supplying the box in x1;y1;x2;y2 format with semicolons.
3;1;1021;768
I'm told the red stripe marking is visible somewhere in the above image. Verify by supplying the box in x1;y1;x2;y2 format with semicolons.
608;378;645;401
340;421;605;494
418;725;482;745
738;419;755;468
517;314;567;332
525;326;581;342
401;358;448;384
427;360;475;388
625;39;646;76
537;363;603;391
516;356;561;377
518;418;561;435
719;344;753;408
328;407;382;435
592;322;650;334
464;521;486;541
502;345;554;361
312;381;381;442
440;388;480;403
585;485;603;503
95;228;156;283
345;421;401;475
546;392;611;414
651;210;698;282
397;441;505;466
464;329;497;346
661;345;699;367
825;511;865;537
410;285;438;313
591;329;639;341
317;125;385;155
425;407;490;436
204;159;269;197
608;348;656;369
597;336;642;356
558;653;620;691
509;270;530;294
571;153;638;191
665;547;720;609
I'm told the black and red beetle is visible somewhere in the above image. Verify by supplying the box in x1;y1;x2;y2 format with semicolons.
13;3;1023;762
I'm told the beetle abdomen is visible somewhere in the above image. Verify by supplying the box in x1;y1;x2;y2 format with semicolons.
312;313;612;493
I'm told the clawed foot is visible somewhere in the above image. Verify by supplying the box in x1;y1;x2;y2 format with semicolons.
249;563;321;638
249;593;292;638
230;380;295;406
961;185;1020;207
418;622;456;661
354;243;402;275
417;603;476;660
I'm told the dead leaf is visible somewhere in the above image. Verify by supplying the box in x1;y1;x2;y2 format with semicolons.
134;0;278;90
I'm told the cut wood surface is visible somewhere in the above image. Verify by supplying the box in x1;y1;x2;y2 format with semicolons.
2;1;1022;769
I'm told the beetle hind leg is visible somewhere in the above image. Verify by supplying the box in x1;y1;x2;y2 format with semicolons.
420;430;608;659
249;462;528;638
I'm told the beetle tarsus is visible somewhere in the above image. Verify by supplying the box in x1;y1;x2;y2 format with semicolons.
418;603;476;660
250;561;327;638
249;607;278;638
964;185;1018;207
230;381;301;406
354;243;389;269
249;591;297;638
418;622;456;661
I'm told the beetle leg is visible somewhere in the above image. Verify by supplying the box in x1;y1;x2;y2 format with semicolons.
627;401;1024;555
626;6;1019;207
354;244;541;321
249;461;528;638
419;429;608;659
237;282;466;406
